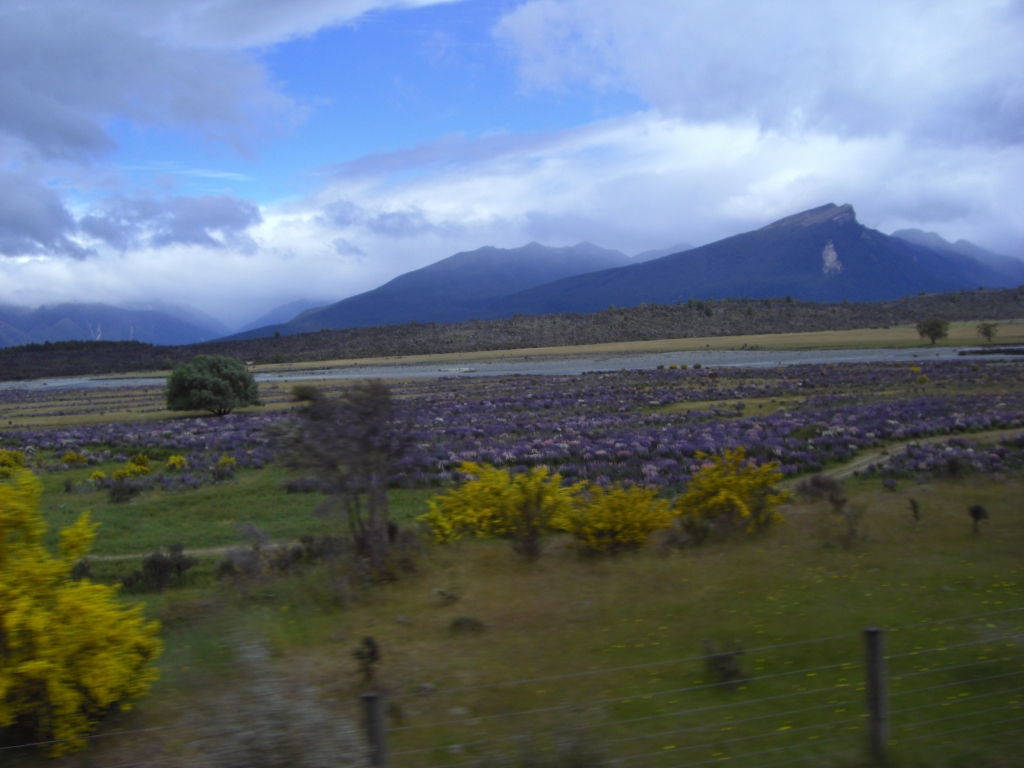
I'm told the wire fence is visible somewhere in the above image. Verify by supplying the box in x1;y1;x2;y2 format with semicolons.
2;608;1023;767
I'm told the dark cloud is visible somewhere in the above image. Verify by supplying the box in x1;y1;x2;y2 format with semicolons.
322;199;448;238
80;192;262;251
0;170;90;258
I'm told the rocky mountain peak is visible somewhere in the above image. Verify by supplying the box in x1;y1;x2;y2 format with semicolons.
761;203;857;230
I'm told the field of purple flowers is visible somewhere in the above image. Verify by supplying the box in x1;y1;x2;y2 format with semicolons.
2;360;1023;492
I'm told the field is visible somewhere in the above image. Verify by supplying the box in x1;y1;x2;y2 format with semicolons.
2;356;1024;767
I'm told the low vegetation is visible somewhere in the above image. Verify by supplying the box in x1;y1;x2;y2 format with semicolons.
2;287;1022;380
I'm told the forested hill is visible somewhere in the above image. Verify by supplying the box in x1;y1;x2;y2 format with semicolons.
1;288;1021;381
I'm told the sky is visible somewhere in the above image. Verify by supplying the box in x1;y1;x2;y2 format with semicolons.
1;0;1023;329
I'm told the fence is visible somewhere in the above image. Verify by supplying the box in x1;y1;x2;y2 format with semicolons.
1;608;1022;767
364;608;1024;767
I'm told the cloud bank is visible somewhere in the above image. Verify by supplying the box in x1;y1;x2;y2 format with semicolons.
0;0;1021;328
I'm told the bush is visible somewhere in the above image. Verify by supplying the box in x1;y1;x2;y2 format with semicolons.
0;449;26;479
212;455;237;481
166;454;187;471
109;478;143;503
553;485;672;554
112;454;151;480
674;448;789;536
166;354;262;417
0;471;162;754
419;462;581;560
61;451;89;466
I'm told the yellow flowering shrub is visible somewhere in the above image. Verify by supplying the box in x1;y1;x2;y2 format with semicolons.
112;454;151;480
419;462;581;559
89;471;107;483
216;456;237;471
0;471;162;754
674;448;789;534
61;451;89;466
0;449;26;479
165;455;187;471
553;485;672;554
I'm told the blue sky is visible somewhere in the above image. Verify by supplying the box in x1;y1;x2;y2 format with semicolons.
1;0;1023;328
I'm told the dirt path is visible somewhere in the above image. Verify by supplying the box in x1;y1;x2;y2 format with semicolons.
816;426;1022;481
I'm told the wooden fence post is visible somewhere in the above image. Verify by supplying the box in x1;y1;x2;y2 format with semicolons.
864;627;888;765
362;692;389;767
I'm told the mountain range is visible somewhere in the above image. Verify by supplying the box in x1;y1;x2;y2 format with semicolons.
236;203;1021;339
2;203;1020;348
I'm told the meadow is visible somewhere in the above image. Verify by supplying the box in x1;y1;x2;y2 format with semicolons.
2;357;1024;767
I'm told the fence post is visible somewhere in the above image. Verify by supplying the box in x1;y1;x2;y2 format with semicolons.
864;627;888;765
362;692;389;767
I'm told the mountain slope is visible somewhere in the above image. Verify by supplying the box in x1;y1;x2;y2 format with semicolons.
229;241;631;339
891;229;1024;286
237;299;328;333
475;204;1012;318
0;303;224;348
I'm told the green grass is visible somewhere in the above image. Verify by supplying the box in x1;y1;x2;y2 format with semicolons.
40;463;436;557
14;472;1019;768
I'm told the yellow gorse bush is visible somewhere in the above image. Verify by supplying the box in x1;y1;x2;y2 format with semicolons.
89;471;107;482
165;455;187;471
112;454;151;480
0;449;26;479
61;451;89;466
674;448;789;533
216;456;237;471
552;485;672;554
419;462;581;559
0;471;162;754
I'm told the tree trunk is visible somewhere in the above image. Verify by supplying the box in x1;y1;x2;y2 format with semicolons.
365;467;391;571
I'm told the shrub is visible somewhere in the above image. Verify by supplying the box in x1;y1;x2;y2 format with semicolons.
166;354;262;417
419;462;581;560
165;455;187;471
674;448;789;536
0;449;26;479
112;454;151;480
0;471;162;754
89;470;107;483
61;451;89;466
212;456;237;481
109;478;143;503
553;485;672;554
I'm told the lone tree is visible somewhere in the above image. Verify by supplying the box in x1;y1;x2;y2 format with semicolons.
977;321;999;343
280;381;411;572
916;317;950;345
166;355;261;417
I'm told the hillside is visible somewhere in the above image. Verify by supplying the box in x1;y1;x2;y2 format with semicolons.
474;204;1015;318
2;287;1021;381
232;241;632;339
0;303;226;348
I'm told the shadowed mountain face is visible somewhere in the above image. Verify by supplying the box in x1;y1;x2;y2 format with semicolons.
229;241;631;339
0;304;223;348
472;204;1016;318
891;229;1024;286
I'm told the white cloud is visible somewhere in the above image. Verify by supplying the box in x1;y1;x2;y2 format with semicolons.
495;0;1024;146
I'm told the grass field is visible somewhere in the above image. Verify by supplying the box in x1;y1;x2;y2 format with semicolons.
5;356;1024;767
12;472;1022;768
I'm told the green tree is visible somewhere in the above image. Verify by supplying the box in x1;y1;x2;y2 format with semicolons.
916;317;950;345
0;471;162;754
166;355;261;417
977;321;998;343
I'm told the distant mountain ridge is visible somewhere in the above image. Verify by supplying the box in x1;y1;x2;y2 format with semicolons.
0;303;225;348
471;204;1018;318
228;241;632;340
891;229;1024;285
